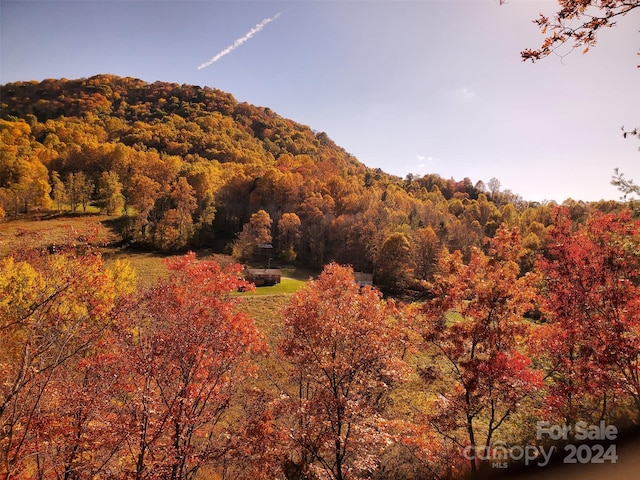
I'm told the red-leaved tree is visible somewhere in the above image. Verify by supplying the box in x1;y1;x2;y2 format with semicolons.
534;209;640;427
278;263;408;480
413;226;543;477
514;0;640;63
112;253;266;479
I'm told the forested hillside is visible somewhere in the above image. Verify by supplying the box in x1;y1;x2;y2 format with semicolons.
0;75;623;288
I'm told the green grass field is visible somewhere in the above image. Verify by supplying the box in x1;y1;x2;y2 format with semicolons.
236;277;307;296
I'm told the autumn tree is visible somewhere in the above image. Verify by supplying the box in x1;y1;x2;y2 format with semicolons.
153;176;198;251
534;209;640;427
375;232;415;293
0;251;133;478
413;226;442;282
66;171;94;213
277;212;302;263
97;170;124;215
0;119;51;216
413;226;542;477
30;342;126;480
517;0;640;62
296;194;335;269
278;263;408;480
16;159;51;214
24;259;136;480
50;170;66;212
112;253;266;479
124;173;161;242
232;209;273;261
326;191;386;273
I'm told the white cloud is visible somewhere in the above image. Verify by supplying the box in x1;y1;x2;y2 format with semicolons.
417;154;436;163
461;87;475;98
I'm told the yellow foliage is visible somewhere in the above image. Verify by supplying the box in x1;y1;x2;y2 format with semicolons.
0;256;44;322
108;259;137;296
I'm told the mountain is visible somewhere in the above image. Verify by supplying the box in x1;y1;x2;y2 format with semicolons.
1;74;362;171
1;74;609;282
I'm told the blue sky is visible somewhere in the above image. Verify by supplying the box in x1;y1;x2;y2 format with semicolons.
1;0;638;202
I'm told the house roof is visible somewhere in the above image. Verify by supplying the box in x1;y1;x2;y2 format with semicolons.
246;268;281;276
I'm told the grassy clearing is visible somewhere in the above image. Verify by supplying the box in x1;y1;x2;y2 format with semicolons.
0;213;173;288
235;295;289;339
236;277;307;296
103;250;171;288
279;265;316;281
1;213;310;293
0;212;119;257
234;295;291;406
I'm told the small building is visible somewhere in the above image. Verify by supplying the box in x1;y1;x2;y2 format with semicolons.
245;268;282;287
353;272;374;287
256;243;274;258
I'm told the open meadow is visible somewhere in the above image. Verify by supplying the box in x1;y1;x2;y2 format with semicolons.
0;212;309;291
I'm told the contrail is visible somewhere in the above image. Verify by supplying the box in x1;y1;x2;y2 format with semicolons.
198;12;282;70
